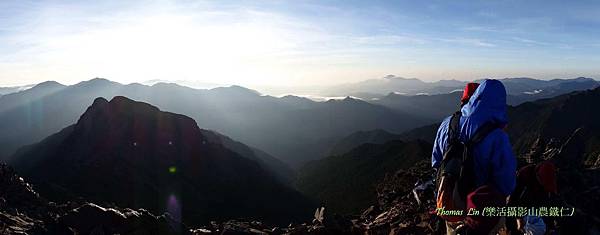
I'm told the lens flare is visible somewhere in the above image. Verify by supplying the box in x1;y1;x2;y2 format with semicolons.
167;194;182;222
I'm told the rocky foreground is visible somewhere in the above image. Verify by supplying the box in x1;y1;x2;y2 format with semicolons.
0;162;187;234
0;159;439;235
2;156;597;234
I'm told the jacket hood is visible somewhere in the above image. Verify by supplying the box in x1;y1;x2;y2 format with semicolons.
459;79;508;141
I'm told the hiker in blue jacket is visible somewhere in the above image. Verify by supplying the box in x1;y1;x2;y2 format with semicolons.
432;79;516;196
432;79;517;234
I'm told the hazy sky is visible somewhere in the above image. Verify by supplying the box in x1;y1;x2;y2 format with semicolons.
1;0;600;87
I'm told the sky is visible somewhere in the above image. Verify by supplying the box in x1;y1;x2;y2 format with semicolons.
1;0;600;87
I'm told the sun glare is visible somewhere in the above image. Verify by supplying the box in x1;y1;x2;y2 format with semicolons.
43;14;294;85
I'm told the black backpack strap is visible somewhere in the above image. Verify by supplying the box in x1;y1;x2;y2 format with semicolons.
466;122;500;146
448;111;462;144
455;122;500;198
458;122;501;197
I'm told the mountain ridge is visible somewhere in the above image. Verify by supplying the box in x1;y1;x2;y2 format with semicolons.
10;96;315;225
0;78;428;168
326;75;598;98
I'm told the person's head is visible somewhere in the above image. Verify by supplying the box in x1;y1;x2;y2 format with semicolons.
535;161;558;194
461;82;480;106
459;79;509;138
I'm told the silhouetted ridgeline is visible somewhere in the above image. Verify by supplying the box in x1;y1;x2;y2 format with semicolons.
0;77;596;168
10;96;315;226
0;78;426;168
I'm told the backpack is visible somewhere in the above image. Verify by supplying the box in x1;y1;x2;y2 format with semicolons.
435;111;499;222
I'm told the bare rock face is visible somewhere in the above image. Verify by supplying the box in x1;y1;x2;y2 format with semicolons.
360;161;439;235
59;203;187;235
0;163;49;234
0;163;189;235
0;211;47;235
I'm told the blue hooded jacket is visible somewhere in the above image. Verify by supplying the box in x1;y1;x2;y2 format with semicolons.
432;79;516;196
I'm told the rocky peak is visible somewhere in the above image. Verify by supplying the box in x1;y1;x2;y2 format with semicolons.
76;96;204;149
11;96;315;226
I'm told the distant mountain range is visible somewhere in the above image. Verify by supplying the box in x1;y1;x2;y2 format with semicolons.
323;75;598;98
0;78;427;168
328;86;600;169
0;76;597;170
321;76;599;122
0;84;35;97
322;75;465;97
10;96;314;225
373;91;463;121
141;79;226;89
